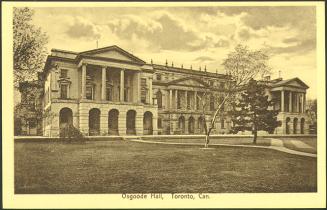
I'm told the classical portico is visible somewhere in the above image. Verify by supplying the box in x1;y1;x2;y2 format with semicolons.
43;46;158;137
79;63;141;103
153;76;229;135
270;78;309;134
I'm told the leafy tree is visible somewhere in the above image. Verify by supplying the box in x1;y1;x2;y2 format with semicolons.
306;99;317;133
230;79;281;144
13;7;48;87
198;44;271;148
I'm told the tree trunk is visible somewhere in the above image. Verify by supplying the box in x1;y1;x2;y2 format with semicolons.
253;130;257;144
204;134;210;148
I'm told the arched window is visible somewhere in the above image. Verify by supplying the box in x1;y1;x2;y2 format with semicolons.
178;116;185;134
108;109;119;135
293;118;298;134
89;108;100;136
127;110;136;135
286;117;290;134
188;117;195;134
143;111;153;135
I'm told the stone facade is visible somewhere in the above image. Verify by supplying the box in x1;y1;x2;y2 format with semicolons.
40;45;310;137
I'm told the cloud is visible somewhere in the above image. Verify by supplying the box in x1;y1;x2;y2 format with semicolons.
194;56;215;62
66;16;101;40
266;38;316;55
216;7;315;30
107;11;215;51
283;37;299;44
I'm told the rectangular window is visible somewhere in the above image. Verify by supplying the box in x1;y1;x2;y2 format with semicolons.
60;84;68;99
158;118;162;128
210;96;215;111
106;86;113;101
141;78;147;103
220;82;225;89
177;91;182;109
187;94;191;109
60;69;68;78
86;86;93;100
124;88;129;102
196;96;200;110
157;74;161;80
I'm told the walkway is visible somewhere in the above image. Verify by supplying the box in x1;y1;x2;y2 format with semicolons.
129;138;317;158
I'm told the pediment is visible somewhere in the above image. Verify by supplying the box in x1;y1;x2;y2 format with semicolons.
80;45;145;64
273;77;309;89
168;77;208;87
287;80;307;88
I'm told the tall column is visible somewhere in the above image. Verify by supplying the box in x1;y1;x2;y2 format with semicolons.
120;69;125;101
303;93;306;113
194;91;197;110
175;89;178;109
101;66;106;101
81;64;87;99
169;89;173;110
301;93;305;113
289;91;292;112
296;93;300;113
135;72;140;103
281;90;285;112
149;77;153;105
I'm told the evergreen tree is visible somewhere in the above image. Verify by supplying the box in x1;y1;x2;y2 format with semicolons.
230;79;281;144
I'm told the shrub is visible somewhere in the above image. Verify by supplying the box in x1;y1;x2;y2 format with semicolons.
59;124;85;142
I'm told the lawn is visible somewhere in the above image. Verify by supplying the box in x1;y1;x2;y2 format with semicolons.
15;140;317;194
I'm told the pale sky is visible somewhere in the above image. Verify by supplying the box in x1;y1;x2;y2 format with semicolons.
32;6;317;99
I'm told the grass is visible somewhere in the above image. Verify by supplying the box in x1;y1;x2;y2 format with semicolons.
15;140;317;194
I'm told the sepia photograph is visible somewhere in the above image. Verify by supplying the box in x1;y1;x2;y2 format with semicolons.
2;1;326;209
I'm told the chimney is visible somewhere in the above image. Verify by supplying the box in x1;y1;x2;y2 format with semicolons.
199;66;201;71
181;64;183;69
151;59;153;64
204;65;207;72
264;75;271;81
165;59;168;66
278;70;282;79
172;62;174;67
190;65;192;70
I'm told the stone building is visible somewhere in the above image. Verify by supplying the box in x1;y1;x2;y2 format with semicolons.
265;77;310;134
40;45;310;137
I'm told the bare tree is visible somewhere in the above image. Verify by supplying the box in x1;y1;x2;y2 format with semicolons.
198;44;271;148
